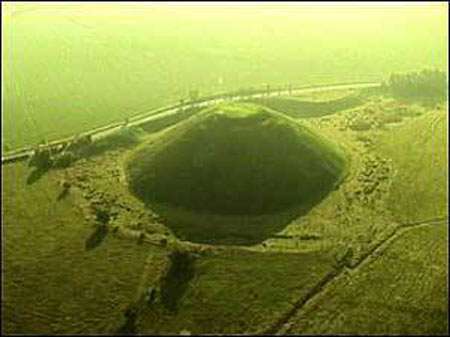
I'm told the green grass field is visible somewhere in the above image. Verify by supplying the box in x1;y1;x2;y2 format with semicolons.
2;3;448;335
2;3;447;150
2;89;448;335
281;223;448;335
2;162;163;334
376;108;448;222
136;249;336;334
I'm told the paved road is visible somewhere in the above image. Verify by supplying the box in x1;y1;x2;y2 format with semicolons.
2;81;381;164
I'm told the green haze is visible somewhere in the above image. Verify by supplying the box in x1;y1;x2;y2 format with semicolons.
2;2;447;150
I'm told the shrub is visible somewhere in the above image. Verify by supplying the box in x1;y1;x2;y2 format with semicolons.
349;119;372;131
28;148;53;170
53;151;79;168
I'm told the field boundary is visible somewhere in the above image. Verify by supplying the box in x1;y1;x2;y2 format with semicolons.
263;216;448;335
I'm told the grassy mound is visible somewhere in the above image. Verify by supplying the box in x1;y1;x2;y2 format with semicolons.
126;103;347;244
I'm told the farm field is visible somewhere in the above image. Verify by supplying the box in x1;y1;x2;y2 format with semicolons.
1;2;448;336
279;223;448;335
376;108;448;222
2;85;447;334
1;162;162;334
2;3;447;151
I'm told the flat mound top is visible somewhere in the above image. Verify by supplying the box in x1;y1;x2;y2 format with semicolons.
214;103;263;118
126;103;346;217
198;103;282;127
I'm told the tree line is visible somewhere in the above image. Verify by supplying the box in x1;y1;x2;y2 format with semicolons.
387;69;447;100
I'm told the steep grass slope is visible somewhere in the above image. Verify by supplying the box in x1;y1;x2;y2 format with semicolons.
127;103;347;215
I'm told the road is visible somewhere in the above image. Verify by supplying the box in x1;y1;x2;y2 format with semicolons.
1;81;381;164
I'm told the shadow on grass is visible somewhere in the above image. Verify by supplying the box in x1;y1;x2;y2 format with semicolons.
117;304;138;335
79;110;203;161
147;180;341;246
79;129;142;159
26;167;48;185
139;107;201;134
116;250;196;333
85;224;109;251
56;188;70;201
246;94;364;119
160;250;196;313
